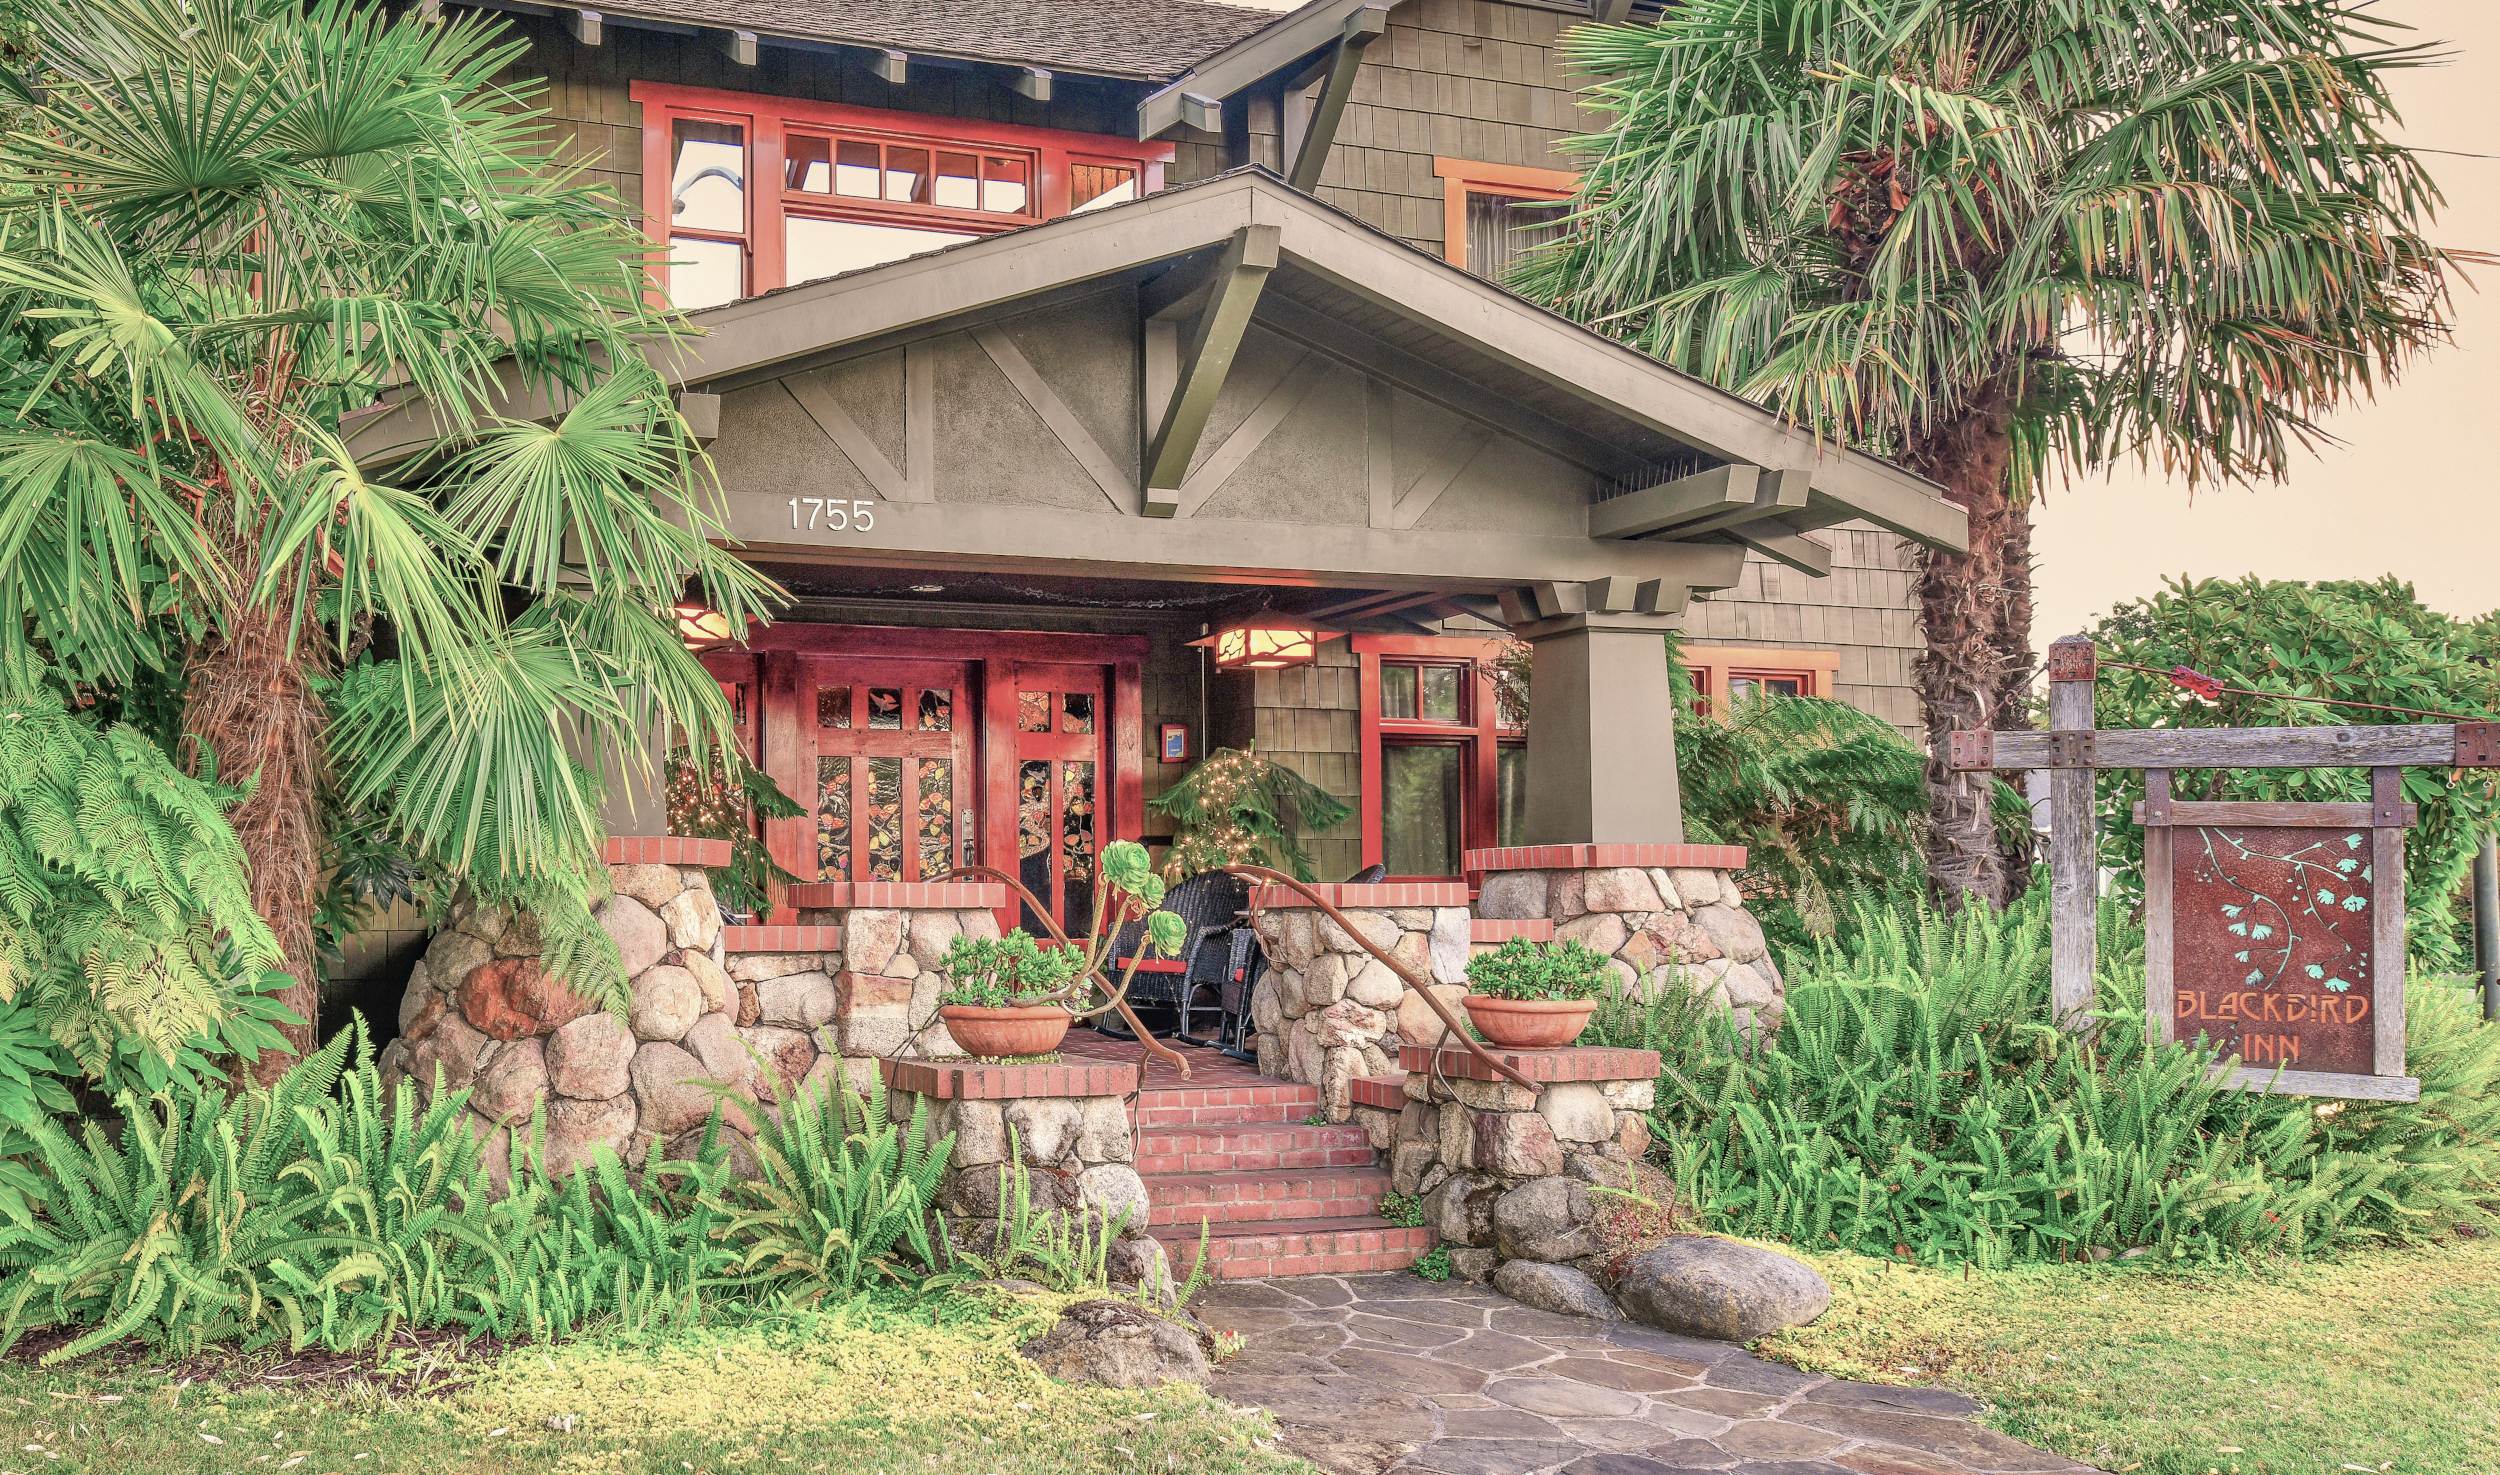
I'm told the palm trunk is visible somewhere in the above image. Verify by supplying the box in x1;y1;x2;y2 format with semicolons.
185;601;329;1084
1906;392;2034;910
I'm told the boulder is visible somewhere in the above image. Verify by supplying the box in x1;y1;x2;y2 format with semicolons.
1421;1170;1500;1247
1250;973;1286;1033
1106;1237;1174;1306
1473;870;1548;921
943;1098;1007;1167
1018;1300;1209;1388
492;910;544;959
1693;904;1768;964
1445;1247;1499;1284
844;908;904;975
956;908;1001;941
424;931;490;993
627;965;704;1042
1600;1078;1658;1112
1349;1105;1398;1153
1312;998;1386;1048
906;910;960;972
1553;911;1629;957
1005;1096;1085;1167
1665;868;1722;909
729;953;823;982
608;862;684;912
1076;1096;1132;1163
469;1038;549;1126
663;1124;759;1181
680;1012;756;1093
1390;1138;1437;1197
1316;909;1399;955
1493;1260;1622;1321
1611;1236;1833;1342
1394;983;1468;1051
630;1041;755;1139
1298;952;1349;1010
735;978;763;1028
399;985;448;1042
1428;909;1471;984
742;1025;817;1103
1471;1109;1566;1178
1546;869;1587;923
449;895;508;942
1345;955;1405;1009
1448;1075;1538;1113
1582;867;1663;914
596;895;669;979
1270;909;1318;971
658;886;722;952
757;970;839;1029
1492;1175;1601;1263
541;1092;640;1178
1076;1163;1152;1235
401;1012;490;1098
458;957;598;1041
680;949;733;1015
1642;869;1686;912
948;1159;1072;1219
545;1011;638;1100
1538;1082;1618;1143
1285;1014;1327;1085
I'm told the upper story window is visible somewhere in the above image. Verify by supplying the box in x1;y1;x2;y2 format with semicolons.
1432;158;1578;282
1682;647;1842;719
634;84;1174;311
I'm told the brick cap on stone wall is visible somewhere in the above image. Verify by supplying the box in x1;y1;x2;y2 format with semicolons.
787;881;1008;909
1349;1073;1406;1110
1250;882;1470;908
879;1056;1138;1100
1397;1043;1661;1083
723;925;844;953
603;836;736;867
1470;918;1554;944
1462;843;1748;871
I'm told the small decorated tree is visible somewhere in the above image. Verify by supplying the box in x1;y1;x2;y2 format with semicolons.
665;747;804;920
1147;746;1353;883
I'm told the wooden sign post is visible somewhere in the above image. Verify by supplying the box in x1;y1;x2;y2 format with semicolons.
1949;640;2498;1101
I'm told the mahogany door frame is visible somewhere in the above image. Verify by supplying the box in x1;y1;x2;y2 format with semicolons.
738;624;1147;924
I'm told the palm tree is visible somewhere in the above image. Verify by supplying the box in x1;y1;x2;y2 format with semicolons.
1514;0;2476;908
0;0;776;1077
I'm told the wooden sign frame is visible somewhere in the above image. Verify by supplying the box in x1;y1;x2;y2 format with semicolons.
2140;767;2420;1102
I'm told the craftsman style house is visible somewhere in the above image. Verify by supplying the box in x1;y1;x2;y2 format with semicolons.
351;0;1962;952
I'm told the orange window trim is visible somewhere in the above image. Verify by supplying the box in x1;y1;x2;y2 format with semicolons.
1682;645;1841;718
631;81;1174;300
1431;156;1580;269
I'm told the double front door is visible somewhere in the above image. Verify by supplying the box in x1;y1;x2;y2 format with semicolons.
715;640;1133;938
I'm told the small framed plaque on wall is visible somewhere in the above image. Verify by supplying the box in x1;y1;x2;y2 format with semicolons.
1158;723;1193;763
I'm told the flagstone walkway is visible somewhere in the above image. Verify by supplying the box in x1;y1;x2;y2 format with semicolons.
1192;1273;2098;1475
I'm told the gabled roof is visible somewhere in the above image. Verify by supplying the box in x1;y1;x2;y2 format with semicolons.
574;0;1280;83
350;168;1962;557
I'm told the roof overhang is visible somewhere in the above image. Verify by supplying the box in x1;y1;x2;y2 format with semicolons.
1135;0;1378;138
347;169;1963;558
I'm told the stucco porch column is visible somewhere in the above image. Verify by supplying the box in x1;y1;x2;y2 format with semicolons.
1505;588;1686;846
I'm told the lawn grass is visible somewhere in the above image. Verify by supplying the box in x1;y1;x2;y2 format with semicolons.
0;1288;1313;1475
1760;1237;2500;1475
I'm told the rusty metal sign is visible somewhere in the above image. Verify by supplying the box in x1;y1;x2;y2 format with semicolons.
2165;826;2380;1076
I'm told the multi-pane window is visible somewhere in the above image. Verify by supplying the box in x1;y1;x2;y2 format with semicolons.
636;85;1171;311
1434;158;1579;282
1361;640;1526;881
1681;648;1839;719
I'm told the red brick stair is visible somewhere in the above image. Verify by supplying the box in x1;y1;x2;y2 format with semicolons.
1065;1032;1426;1279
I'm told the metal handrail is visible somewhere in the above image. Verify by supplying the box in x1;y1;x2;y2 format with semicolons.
928;864;1194;1082
1219;863;1541;1095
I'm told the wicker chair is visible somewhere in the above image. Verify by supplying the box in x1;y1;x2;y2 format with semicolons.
1196;861;1390;1061
1090;870;1249;1041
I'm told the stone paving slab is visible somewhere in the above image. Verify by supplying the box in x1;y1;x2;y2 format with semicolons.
1193;1273;2099;1475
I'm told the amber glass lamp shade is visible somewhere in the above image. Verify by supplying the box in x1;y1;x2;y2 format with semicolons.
670;597;736;651
1189;611;1335;671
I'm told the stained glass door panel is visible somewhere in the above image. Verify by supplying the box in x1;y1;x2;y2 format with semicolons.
1012;665;1106;937
810;659;972;885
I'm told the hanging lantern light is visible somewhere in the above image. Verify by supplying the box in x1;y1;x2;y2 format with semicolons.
669;594;737;651
1188;607;1339;671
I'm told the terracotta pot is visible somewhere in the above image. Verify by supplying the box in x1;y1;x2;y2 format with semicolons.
938;1004;1073;1059
1462;995;1597;1050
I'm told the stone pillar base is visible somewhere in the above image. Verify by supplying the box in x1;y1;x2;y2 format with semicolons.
787;880;1007;1061
1465;844;1783;1037
1246;883;1472;1120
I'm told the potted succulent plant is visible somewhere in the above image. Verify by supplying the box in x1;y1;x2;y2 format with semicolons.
1462;937;1614;1048
933;931;1087;1058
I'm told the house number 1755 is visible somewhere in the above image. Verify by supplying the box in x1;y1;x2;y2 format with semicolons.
789;498;877;533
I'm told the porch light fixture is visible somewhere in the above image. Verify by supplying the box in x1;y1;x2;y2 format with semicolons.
1188;607;1340;672
668;595;736;651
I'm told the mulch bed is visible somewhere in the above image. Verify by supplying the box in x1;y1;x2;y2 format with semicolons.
0;1324;505;1399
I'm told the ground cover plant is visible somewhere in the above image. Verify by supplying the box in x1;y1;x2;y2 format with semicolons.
1587;891;2500;1267
1761;1237;2500;1475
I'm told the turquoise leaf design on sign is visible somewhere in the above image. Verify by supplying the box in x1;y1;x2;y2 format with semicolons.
2305;964;2325;980
2337;858;2360;874
2325;977;2352;993
2316;889;2335;907
2228;922;2248;936
2344;834;2364;850
2245;970;2265;985
2250;925;2274;940
2222;904;2244;918
2343;895;2368;912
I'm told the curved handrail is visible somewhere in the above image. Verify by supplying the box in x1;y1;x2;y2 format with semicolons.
1218;863;1541;1096
927;864;1192;1082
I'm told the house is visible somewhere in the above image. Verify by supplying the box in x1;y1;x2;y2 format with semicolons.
352;0;1966;1270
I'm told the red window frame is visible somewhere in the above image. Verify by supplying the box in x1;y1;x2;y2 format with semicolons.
633;82;1174;304
1355;635;1524;884
1432;157;1579;274
1681;645;1839;720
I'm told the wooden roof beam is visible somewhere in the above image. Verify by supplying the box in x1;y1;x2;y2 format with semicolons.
1725;525;1833;576
1143;224;1280;517
1287;6;1388;192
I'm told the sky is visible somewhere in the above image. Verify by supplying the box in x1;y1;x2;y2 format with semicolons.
2029;0;2499;642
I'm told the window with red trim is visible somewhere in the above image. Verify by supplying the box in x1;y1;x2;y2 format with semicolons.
633;83;1173;310
1357;637;1525;882
1680;646;1839;720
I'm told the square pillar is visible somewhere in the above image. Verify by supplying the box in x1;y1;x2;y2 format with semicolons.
1513;605;1685;845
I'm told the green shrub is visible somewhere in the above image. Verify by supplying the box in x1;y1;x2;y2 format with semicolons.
1588;887;2500;1267
1464;937;1615;1001
934;931;1085;1009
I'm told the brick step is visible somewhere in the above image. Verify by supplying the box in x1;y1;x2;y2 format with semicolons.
1349;1073;1407;1111
1151;1215;1431;1280
1143;1166;1390;1226
1135;1124;1376;1176
1134;1082;1323;1129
